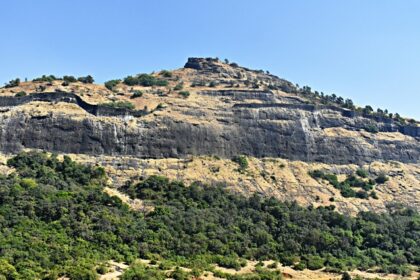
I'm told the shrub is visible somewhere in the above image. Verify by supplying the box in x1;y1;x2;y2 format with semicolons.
123;74;168;87
20;178;37;189
342;272;352;280
32;75;57;82
63;75;77;83
77;75;94;84
178;91;190;98
356;168;368;178
66;267;97;280
5;78;20;88
375;173;389;184
364;125;379;133
306;255;325;270
15;91;27;97
104;79;121;90
130;90;143;99
101;101;135;110
232;155;248;170
160;70;172;78
174;82;183;91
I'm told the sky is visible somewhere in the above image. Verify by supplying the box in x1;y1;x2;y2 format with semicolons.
0;0;419;119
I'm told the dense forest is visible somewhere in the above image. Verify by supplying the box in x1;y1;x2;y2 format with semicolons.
0;152;419;279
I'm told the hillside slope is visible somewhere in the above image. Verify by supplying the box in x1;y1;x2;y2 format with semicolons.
0;57;418;214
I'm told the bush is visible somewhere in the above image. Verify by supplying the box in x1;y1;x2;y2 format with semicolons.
4;78;20;88
232;155;248;170
78;75;94;84
130;90;143;99
123;74;168;87
63;75;77;83
341;272;352;280
305;255;325;270
364;125;379;133
375;173;389;184
101;101;135;110
15;91;27;97
104;79;121;90
66;267;97;280
178;91;190;98
174;82;184;91
356;168;368;178
32;75;57;82
160;70;172;78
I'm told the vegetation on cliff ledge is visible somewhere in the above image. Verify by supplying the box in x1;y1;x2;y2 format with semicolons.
0;152;418;279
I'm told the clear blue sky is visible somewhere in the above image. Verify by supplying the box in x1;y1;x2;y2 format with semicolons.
1;0;419;119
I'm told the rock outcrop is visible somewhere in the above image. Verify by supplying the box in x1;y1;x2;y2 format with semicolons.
0;58;418;165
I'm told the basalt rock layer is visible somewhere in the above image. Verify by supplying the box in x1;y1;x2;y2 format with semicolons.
0;58;418;166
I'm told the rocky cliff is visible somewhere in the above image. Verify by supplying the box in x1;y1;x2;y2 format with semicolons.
0;58;418;164
0;57;418;213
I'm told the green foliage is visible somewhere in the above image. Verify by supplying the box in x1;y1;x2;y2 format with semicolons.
356;168;368;178
123;176;419;275
123;74;168;87
1;152;139;279
178;91;190;98
63;75;77;83
14;91;26;97
121;263;165;280
341;272;352;280
364;125;379;133
32;75;57;82
77;75;94;84
101;101;135;110
232;155;249;170
4;78;20;88
160;70;173;78
174;82;184;91
104;79;121;90
1;153;418;278
130;90;143;99
309;170;376;199
375;173;389;184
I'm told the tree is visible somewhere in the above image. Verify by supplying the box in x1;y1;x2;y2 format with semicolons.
78;75;94;84
342;272;352;280
4;78;20;88
104;79;120;90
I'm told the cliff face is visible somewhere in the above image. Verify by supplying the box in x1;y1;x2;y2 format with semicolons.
0;102;418;165
0;57;418;165
0;57;419;214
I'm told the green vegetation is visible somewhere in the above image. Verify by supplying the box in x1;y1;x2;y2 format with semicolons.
178;91;190;98
32;75;57;82
63;75;77;83
101;101;135;110
14;91;27;97
0;152;418;279
77;75;94;84
232;155;249;170
364;125;379;134
309;170;377;199
375;173;389;184
174;82;184;91
104;79;121;90
123;74;168;87
130;90;143;99
4;78;20;88
356;168;368;178
159;70;173;78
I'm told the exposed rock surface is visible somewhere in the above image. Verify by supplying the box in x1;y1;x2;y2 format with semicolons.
0;58;418;165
